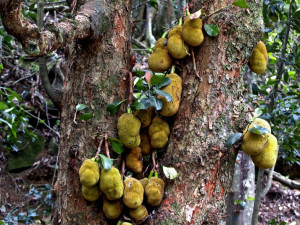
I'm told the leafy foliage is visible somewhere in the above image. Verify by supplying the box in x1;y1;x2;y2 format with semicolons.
225;132;243;148
204;24;220;37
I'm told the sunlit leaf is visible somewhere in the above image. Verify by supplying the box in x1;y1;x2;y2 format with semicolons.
232;0;249;8
75;104;87;111
163;166;178;179
98;154;113;170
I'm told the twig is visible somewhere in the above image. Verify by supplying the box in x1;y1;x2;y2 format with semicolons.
73;111;78;124
105;134;110;159
264;169;300;190
121;159;125;180
45;101;50;127
191;49;200;78
251;168;264;225
95;138;104;159
12;73;36;85
129;71;133;105
248;106;255;117
203;4;231;21
152;150;156;172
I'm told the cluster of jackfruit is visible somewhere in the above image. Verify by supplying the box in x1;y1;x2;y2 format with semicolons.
248;41;268;74
148;16;204;73
242;118;278;169
149;116;170;149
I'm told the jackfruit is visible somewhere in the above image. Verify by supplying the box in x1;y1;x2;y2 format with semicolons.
79;159;100;187
139;178;149;189
149;117;170;149
100;167;124;200
140;131;152;155
103;197;124;219
134;107;154;128
125;147;143;174
167;26;189;59
148;38;173;72
123;177;144;209
159;73;182;116
82;185;100;201
129;205;148;222
145;177;165;206
248;41;268;74
182;17;204;47
242;118;271;156
251;134;278;169
118;113;141;148
122;223;132;225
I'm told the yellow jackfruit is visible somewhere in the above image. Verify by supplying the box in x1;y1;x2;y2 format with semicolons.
100;167;124;200
251;134;278;169
125;147;143;174
103;197;124;219
122;223;132;225
167;26;189;59
242;118;271;156
79;159;100;187
123;177;144;209
134;107;154;128
129;205;148;222
159;73;182;116
248;41;268;74
182;17;204;47
82;185;100;201
148;38;173;72
145;177;165;206
149;117;170;149
139;178;149;189
140;131;152;155
118;113;141;148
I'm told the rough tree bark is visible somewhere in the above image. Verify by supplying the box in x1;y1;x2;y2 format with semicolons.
0;0;264;224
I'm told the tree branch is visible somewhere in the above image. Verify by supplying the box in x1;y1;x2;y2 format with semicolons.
264;169;300;190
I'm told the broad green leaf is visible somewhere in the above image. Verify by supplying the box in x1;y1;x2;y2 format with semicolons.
248;124;270;136
106;100;126;115
130;100;146;111
149;96;162;111
154;89;173;102
252;83;259;95
6;88;22;102
108;137;124;154
232;0;249;8
157;77;171;89
75;104;87;111
225;133;243;148
99;154;113;170
140;97;151;109
150;74;165;86
79;112;93;120
204;24;220;37
163;166;178;179
0;102;8;110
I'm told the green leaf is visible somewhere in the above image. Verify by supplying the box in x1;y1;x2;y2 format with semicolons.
108;137;124;154
106;100;126;115
0;102;8;110
163;166;178;179
75;104;87;111
79;112;93;120
225;133;243;148
130;100;146;111
232;0;249;8
157;77;171;89
252;83;259;95
0;118;12;129
247;195;255;200
154;89;173;102
150;74;165;86
248;124;270;136
98;154;113;170
204;24;220;37
149;96;162;110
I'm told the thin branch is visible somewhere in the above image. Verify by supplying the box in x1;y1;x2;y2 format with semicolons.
191;49;200;78
121;159;125;180
261;166;274;198
105;134;110;159
251;168;264;225
128;71;133;105
265;169;300;190
152;150;156;172
95;138;104;159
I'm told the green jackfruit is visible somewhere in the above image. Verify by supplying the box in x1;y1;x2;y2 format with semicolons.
100;167;124;200
118;113;141;148
79;159;100;187
125;147;143;174
251;134;278;169
182;17;204;47
123;177;144;209
148;38;173;72
159;73;182;116
130;205;148;222
249;41;268;74
140;131;152;155
134;107;154;128
149;117;170;149
139;178;149;189
82;185;100;201
145;177;165;206
242;118;271;156
103;197;124;219
167;26;189;59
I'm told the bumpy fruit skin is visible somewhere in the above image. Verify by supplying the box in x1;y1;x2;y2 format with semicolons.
103;197;124;219
182;17;204;47
251;134;278;169
134;107;154;128
159;73;182;116
145;177;165;206
79;159;100;187
149;117;170;149
100;167;124;200
129;205;148;222
125;147;143;174
82;185;100;201
167;26;189;59
123;177;144;209
118;113;141;148
139;178;149;189
148;38;173;72
242;118;271;156
248;41;268;74
140;131;151;155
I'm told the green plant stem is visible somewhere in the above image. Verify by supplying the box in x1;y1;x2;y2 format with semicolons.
161;31;168;38
155;172;158;178
170;65;176;74
178;18;183;26
127;107;131;114
251;168;264;225
148;170;154;179
116;221;122;225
